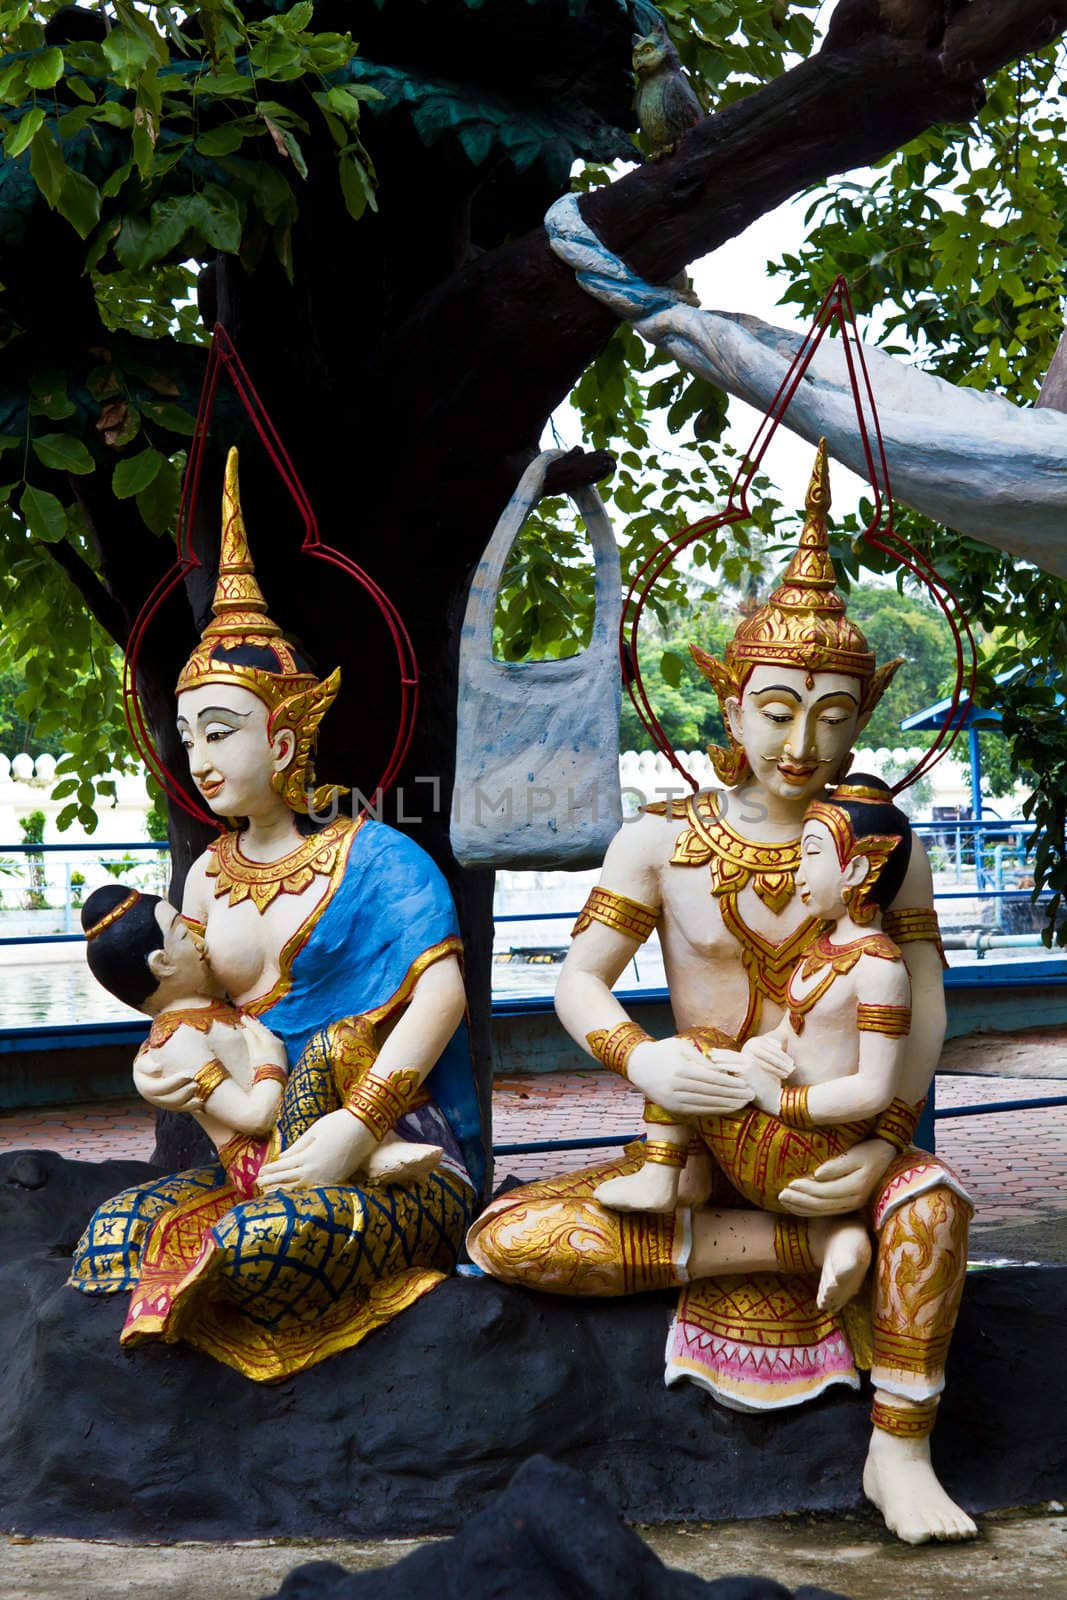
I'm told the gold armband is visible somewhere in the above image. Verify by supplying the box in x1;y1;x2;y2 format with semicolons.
871;1395;939;1440
571;886;659;944
642;1139;687;1168
778;1085;814;1129
856;1002;911;1037
586;1021;652;1079
872;1096;925;1153
193;1059;228;1100
252;1064;288;1087
882;907;947;968
344;1068;427;1140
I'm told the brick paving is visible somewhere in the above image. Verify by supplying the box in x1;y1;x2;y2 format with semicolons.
1;1072;1063;1235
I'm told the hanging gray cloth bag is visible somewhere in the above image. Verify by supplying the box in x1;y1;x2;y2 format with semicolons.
451;451;623;869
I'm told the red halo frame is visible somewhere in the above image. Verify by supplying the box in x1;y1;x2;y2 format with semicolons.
621;275;977;799
122;325;419;830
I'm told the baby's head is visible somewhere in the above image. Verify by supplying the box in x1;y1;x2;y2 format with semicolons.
798;775;912;927
82;886;217;1014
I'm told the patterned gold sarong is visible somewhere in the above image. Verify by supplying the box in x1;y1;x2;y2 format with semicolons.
69;1029;474;1382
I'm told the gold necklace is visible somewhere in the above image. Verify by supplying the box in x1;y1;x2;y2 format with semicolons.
206;815;359;914
797;929;900;982
671;790;800;914
144;999;238;1050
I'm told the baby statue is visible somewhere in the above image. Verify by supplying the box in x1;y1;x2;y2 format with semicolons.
594;777;917;1317
82;884;443;1188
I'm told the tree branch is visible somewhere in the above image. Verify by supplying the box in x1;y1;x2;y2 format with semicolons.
43;538;128;645
390;0;1067;496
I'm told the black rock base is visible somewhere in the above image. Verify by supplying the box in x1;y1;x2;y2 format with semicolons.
268;1456;851;1600
1;1150;1064;1540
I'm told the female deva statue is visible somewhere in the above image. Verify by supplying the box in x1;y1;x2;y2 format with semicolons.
469;444;975;1546
70;450;483;1382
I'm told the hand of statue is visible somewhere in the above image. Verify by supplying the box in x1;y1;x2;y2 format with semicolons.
738;1036;793;1078
133;1050;203;1113
239;1014;288;1071
257;1108;377;1192
777;1139;896;1216
738;1060;784;1116
627;1037;755;1117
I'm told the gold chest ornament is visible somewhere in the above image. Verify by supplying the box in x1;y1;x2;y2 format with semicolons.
206;815;358;914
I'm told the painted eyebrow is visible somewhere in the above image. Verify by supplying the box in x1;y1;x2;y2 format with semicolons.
197;707;251;724
176;708;251;729
750;685;801;702
814;690;859;707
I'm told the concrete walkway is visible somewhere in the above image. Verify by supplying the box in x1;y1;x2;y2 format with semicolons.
5;1508;1065;1599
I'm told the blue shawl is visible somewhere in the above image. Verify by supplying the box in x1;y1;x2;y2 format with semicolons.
258;819;485;1195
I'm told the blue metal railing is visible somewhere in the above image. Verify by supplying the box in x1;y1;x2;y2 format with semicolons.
2;831;1066;1155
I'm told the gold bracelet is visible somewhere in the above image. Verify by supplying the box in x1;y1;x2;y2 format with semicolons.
642;1139;687;1168
344;1068;426;1140
252;1063;288;1087
643;1101;682;1126
871;1395;939;1439
572;886;659;944
778;1085;814;1129
872;1096;925;1153
193;1059;228;1100
586;1021;652;1080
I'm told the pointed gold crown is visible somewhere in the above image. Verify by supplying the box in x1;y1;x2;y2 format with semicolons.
176;448;344;816
690;441;903;786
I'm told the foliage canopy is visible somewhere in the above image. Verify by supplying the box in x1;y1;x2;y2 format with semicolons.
0;0;1064;937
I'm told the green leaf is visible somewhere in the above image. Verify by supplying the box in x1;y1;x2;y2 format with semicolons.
142;401;196;436
25;46;63;90
3;106;45;159
660;650;685;689
32;433;95;475
0;59;28;105
20;484;67;542
0;435;21;454
28;122;67;209
29;371;75;421
338;154;375;221
113;447;164;499
55;166;101;239
135;455;179;533
101;27;154;87
196;122;250;157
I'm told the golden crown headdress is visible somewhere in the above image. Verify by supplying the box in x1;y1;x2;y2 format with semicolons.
690;441;903;786
176;448;345;816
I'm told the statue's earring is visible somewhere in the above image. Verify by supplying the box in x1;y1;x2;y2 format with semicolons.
841;881;877;926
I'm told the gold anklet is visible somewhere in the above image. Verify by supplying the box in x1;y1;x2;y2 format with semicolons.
871;1395;939;1439
642;1139;687;1168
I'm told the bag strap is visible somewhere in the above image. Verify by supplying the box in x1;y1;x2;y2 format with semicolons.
462;451;620;665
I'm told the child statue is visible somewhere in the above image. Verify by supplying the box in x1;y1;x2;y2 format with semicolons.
595;778;917;1323
81;884;443;1190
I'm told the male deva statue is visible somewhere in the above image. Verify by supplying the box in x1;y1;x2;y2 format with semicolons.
470;443;975;1546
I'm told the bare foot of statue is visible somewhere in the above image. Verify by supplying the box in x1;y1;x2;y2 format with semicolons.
863;1417;978;1544
366;1134;443;1185
816;1216;871;1313
595;1162;680;1213
677;1145;713;1207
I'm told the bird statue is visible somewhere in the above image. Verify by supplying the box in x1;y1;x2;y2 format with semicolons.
632;20;703;159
